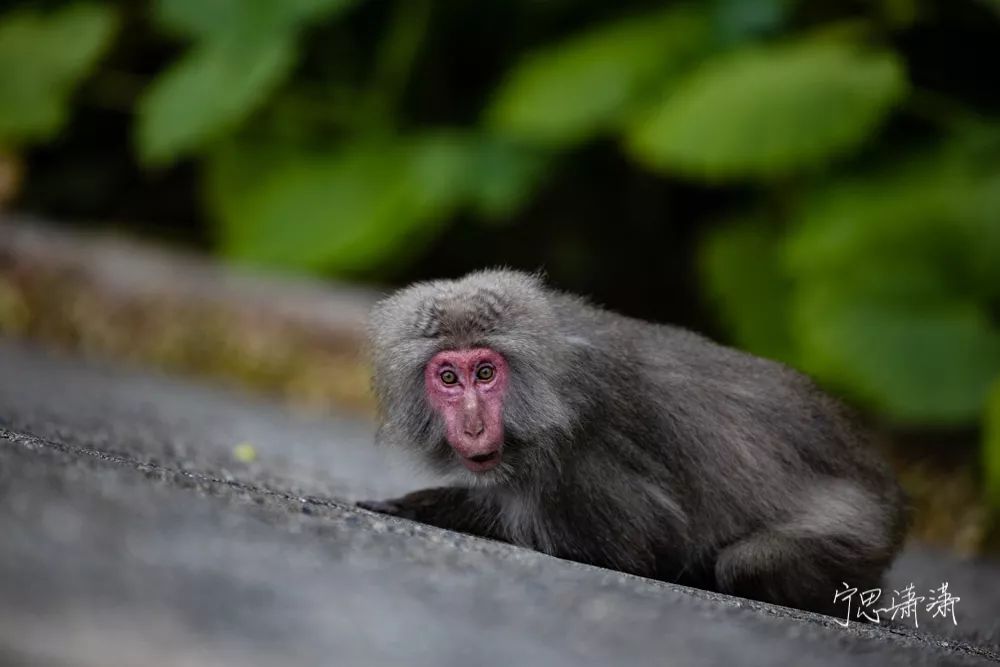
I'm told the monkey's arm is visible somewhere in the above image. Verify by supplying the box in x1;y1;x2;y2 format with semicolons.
357;487;504;541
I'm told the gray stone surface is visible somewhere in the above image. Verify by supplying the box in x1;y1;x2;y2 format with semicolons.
1;338;998;666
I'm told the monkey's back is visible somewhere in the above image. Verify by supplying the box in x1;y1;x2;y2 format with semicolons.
546;290;908;555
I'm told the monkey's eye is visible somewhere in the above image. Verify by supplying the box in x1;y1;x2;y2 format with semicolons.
476;365;495;382
439;369;459;385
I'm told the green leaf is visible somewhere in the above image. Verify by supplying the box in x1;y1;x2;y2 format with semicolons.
206;135;472;272
698;218;795;362
143;0;359;164
626;39;906;179
137;35;296;165
985;379;1000;509
711;0;794;44
787;179;967;288
155;0;251;37
410;133;550;222
0;3;118;145
787;152;1000;301
780;147;1000;424
465;137;549;220
696;138;1000;426
404;131;478;214
791;285;1000;424
487;7;711;147
155;0;355;39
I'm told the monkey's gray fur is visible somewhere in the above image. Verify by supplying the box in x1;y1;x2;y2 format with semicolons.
362;269;908;615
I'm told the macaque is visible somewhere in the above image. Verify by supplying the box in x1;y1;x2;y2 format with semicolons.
359;270;908;616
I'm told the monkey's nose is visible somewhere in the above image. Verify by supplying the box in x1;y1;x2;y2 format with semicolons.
464;421;485;437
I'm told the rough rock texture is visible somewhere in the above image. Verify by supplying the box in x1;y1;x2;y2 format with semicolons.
1;339;998;666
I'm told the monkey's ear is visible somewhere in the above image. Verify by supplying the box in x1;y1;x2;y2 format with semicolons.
411;299;442;339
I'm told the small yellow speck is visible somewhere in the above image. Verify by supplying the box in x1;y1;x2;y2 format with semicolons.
233;442;257;463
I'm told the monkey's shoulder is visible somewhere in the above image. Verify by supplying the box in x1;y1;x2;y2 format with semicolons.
550;295;859;437
550;295;798;384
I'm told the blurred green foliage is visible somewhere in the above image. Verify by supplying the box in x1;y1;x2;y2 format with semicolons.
1;0;1000;504
138;0;357;164
988;380;1000;508
0;3;116;143
627;39;906;178
487;7;712;147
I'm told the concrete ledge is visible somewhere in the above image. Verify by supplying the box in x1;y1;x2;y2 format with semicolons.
1;339;998;665
0;216;379;411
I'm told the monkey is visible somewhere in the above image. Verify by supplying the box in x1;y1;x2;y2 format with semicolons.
358;269;908;616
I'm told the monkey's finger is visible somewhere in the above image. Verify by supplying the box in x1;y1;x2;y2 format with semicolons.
356;499;404;516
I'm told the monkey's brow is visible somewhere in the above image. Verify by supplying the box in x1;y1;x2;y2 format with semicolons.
413;288;508;338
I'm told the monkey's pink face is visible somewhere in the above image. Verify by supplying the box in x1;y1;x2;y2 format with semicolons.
424;348;508;473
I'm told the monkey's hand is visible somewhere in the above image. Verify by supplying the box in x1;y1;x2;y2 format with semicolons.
356;488;449;522
357;487;502;541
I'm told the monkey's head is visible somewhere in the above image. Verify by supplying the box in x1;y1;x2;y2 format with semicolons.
369;270;573;486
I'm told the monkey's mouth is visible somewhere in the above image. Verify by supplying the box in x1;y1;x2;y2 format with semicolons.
460;450;501;472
